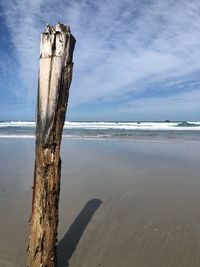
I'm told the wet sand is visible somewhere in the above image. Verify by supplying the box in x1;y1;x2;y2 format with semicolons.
0;139;200;266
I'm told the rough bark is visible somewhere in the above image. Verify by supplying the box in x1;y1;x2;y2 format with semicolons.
27;23;75;267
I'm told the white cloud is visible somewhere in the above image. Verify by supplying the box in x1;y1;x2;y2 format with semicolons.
119;89;200;120
1;0;200;118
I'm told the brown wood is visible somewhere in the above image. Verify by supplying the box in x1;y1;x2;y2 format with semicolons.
27;23;75;267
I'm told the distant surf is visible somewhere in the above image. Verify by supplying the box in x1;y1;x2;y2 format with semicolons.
0;121;200;142
64;121;200;130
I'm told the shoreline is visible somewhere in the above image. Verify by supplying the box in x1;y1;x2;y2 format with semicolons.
0;134;200;144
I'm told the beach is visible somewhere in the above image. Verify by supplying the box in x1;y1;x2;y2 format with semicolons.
0;139;200;267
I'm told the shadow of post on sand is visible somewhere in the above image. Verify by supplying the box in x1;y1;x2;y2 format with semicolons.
57;198;102;267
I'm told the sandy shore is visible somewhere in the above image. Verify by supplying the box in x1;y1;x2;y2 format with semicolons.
0;139;199;267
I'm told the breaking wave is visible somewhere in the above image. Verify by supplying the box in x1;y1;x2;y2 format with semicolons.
0;121;200;130
0;121;200;141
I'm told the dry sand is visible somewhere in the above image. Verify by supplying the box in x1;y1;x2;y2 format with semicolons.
0;139;200;267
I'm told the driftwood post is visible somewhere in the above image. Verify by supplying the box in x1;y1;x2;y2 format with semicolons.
28;23;75;267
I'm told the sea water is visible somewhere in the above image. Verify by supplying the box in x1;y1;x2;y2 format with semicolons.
0;121;200;142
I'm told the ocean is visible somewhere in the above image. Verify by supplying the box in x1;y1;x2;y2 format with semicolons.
0;121;200;142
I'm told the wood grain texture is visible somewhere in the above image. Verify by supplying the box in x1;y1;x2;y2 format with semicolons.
27;23;75;267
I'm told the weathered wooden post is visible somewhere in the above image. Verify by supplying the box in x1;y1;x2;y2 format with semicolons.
27;23;75;267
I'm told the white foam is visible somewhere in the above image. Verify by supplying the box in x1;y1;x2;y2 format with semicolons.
63;121;200;131
0;121;35;127
0;135;35;138
188;121;200;125
0;121;200;130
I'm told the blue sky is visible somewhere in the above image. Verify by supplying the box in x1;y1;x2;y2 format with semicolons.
0;0;200;121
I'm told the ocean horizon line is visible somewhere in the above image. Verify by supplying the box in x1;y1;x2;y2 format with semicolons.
0;119;199;123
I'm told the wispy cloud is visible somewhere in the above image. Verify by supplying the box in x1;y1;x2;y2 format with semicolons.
1;0;200;119
119;89;200;121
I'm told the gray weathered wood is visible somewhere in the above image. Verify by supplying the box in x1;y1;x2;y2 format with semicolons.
27;23;75;267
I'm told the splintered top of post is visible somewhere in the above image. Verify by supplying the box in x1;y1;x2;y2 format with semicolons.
45;23;71;34
40;22;75;58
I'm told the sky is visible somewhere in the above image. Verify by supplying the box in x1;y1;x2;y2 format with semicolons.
0;0;200;121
